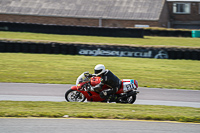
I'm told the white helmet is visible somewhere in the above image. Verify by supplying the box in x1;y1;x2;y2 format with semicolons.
94;64;106;76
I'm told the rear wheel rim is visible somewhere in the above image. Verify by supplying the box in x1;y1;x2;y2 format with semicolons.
127;96;133;103
127;95;136;103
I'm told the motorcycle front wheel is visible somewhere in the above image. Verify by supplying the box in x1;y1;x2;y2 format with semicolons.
65;89;86;102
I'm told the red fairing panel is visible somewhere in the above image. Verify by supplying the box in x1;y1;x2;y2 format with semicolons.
80;91;105;102
71;85;78;90
134;80;139;88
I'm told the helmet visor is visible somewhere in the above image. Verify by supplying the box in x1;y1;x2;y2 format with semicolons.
94;69;102;75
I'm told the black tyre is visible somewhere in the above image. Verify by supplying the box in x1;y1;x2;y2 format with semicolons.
127;94;136;104
118;93;136;104
65;89;86;102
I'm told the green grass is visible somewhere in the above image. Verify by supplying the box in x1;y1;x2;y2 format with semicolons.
0;53;199;90
0;101;199;123
0;31;200;47
1;31;199;123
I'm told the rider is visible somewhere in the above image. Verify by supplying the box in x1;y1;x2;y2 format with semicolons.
92;64;121;102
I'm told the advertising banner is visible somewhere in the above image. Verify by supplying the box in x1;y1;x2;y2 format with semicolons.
77;46;169;59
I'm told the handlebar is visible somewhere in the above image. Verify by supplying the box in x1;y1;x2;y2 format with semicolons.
84;72;96;78
79;82;93;91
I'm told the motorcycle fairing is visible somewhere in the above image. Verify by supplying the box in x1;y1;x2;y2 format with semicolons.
80;91;105;102
70;84;105;102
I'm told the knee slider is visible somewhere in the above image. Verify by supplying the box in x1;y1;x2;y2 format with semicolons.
100;91;108;99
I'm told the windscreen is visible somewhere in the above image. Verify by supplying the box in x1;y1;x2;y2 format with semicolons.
76;72;90;86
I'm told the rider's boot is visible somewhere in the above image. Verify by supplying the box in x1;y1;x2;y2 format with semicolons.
108;95;118;103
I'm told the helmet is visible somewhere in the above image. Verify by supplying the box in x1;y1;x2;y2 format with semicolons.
94;64;106;76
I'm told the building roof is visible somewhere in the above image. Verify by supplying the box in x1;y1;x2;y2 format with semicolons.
167;0;200;2
0;0;166;20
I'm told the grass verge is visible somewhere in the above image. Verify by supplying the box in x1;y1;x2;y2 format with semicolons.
0;53;200;90
0;31;200;48
0;101;200;123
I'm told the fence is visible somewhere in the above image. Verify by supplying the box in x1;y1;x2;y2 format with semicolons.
144;29;191;37
0;22;144;38
0;40;199;60
0;22;194;37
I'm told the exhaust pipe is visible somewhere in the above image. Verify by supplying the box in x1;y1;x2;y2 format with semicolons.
119;90;139;99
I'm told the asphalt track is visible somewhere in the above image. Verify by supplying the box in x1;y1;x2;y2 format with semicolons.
0;83;200;108
0;118;200;133
1;83;200;133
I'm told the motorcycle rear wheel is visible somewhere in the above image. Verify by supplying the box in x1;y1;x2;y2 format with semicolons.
118;94;136;104
126;94;136;104
65;89;86;102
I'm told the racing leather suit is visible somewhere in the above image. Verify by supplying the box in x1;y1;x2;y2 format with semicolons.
93;70;121;99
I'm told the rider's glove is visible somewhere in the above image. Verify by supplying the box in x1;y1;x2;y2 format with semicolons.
87;85;94;92
84;72;93;77
84;71;90;76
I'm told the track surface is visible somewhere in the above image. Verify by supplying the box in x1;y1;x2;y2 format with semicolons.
1;118;200;133
1;83;200;133
0;83;200;107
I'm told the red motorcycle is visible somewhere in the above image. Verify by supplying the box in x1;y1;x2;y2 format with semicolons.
65;72;139;104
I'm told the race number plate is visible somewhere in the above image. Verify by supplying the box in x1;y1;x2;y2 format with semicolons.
123;79;136;92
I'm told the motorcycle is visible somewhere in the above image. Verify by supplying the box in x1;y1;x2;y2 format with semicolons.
65;72;139;104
